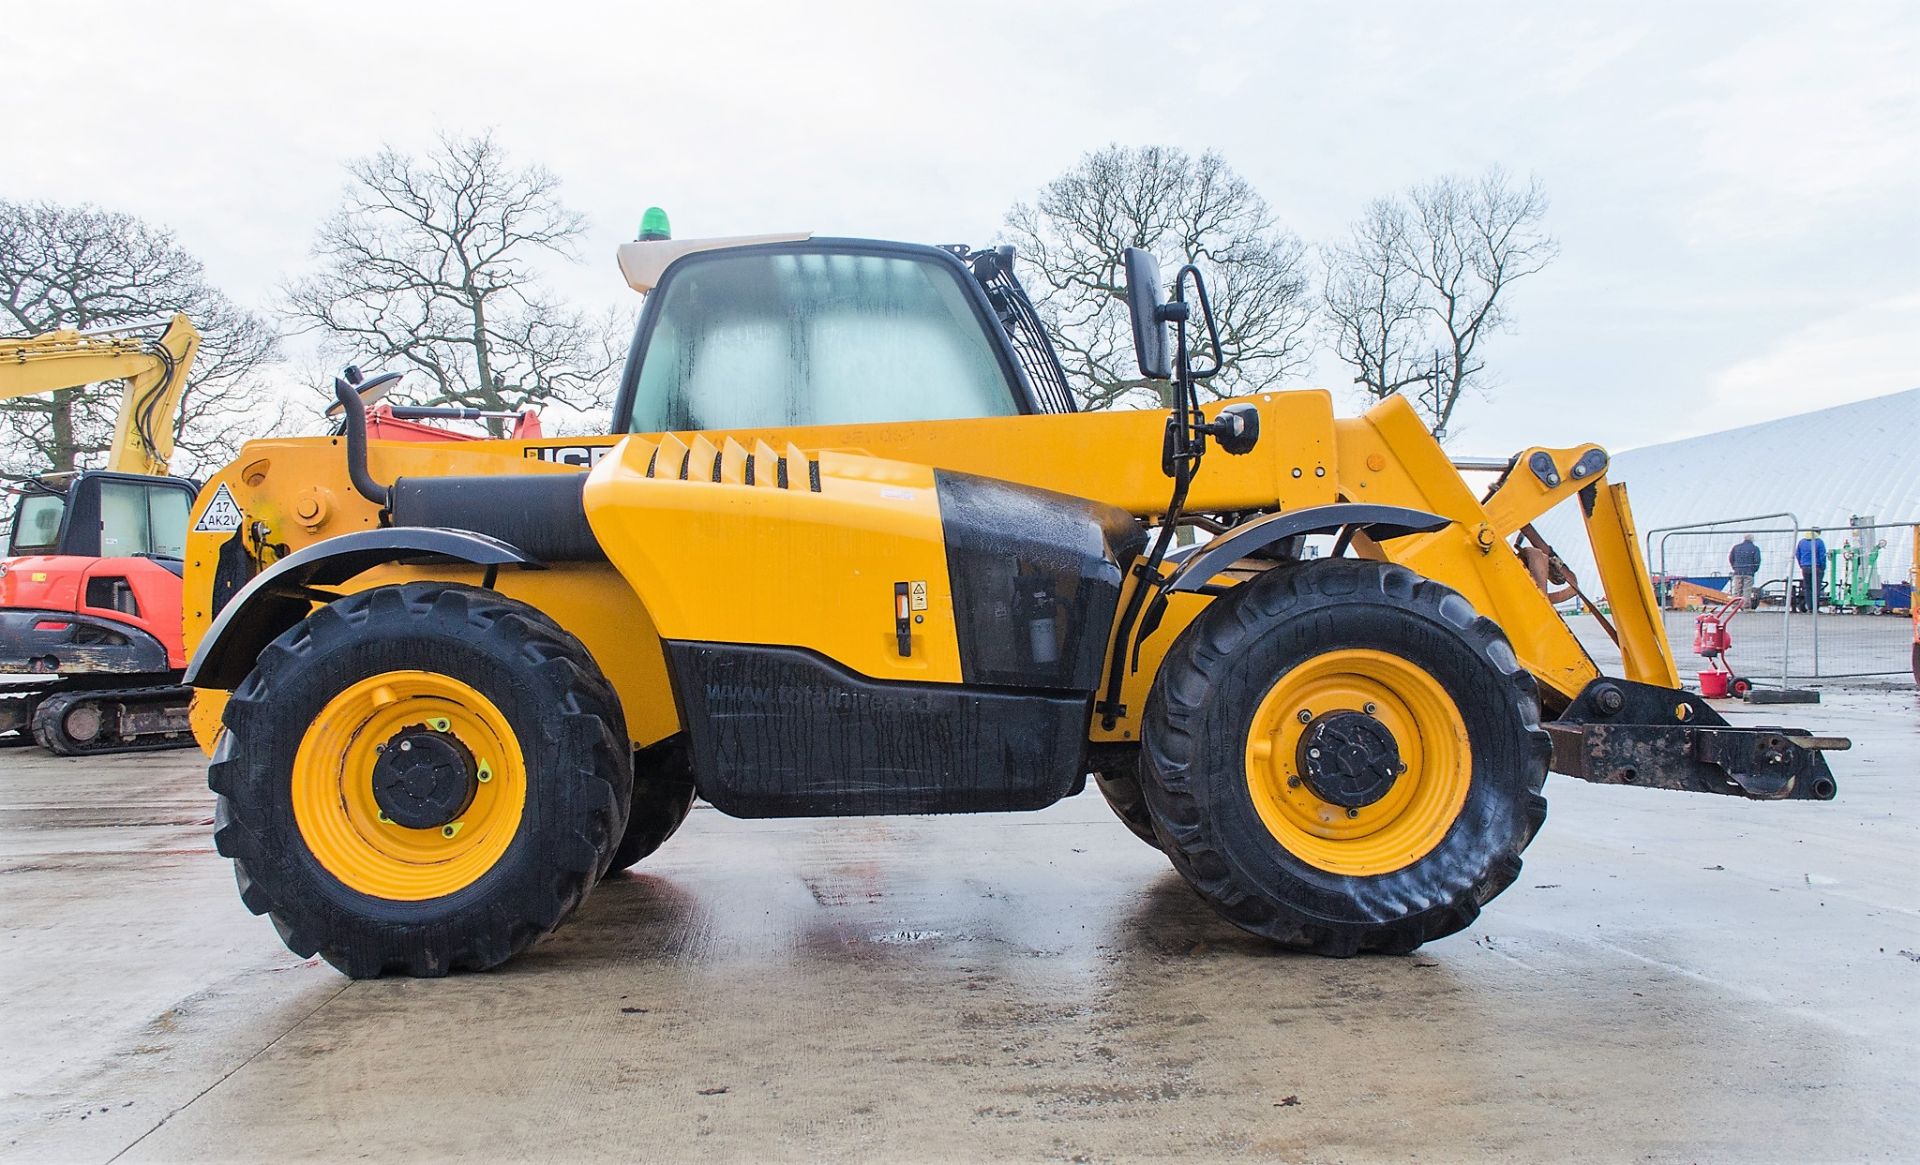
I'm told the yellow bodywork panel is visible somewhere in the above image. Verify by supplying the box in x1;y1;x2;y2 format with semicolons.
1583;483;1681;688
581;435;963;684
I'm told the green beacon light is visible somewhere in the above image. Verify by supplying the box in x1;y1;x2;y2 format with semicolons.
638;207;671;242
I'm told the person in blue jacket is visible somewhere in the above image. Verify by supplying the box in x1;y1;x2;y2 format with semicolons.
1728;535;1762;608
1792;529;1827;612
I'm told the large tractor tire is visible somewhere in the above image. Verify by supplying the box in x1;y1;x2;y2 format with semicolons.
1093;769;1162;849
1139;559;1549;956
209;583;633;978
605;735;697;876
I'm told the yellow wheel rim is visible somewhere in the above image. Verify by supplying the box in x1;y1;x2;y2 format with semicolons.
1243;648;1470;876
292;670;527;900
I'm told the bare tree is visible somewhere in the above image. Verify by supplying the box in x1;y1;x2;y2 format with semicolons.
1004;145;1313;410
1323;168;1557;439
0;201;280;476
1323;199;1428;405
284;132;621;434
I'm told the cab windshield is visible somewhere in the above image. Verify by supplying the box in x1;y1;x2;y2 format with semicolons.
624;248;1023;433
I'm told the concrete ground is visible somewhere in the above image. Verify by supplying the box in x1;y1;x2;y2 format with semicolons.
2;688;1915;1164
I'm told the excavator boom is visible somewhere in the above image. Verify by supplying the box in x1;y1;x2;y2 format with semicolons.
0;312;201;476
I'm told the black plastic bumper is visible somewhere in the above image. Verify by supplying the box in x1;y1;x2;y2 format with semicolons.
0;609;172;676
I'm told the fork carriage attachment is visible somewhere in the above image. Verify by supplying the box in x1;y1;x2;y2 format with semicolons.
1548;679;1844;801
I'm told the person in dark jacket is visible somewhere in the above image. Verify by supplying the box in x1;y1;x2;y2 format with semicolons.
1728;535;1761;608
1792;530;1828;612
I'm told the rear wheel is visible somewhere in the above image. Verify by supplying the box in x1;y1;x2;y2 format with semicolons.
210;583;632;978
605;735;697;875
1140;559;1548;956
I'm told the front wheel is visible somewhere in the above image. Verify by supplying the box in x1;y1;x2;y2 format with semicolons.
1139;559;1549;956
1093;769;1162;849
210;584;633;977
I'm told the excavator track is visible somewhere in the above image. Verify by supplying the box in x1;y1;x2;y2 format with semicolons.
29;684;195;756
0;691;46;747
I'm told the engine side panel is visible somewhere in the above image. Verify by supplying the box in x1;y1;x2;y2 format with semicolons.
934;469;1141;691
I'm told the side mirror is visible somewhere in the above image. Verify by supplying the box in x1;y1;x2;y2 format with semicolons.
1124;248;1173;381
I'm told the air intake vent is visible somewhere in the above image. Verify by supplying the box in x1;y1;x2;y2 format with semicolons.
635;434;822;492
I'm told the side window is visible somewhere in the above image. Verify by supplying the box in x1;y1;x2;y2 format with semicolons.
9;494;66;554
148;487;191;559
97;481;154;557
628;249;1023;433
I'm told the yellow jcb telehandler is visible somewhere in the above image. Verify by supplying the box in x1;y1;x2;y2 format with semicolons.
180;223;1848;977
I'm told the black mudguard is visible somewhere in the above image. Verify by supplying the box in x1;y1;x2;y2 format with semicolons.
185;528;536;689
1162;503;1450;594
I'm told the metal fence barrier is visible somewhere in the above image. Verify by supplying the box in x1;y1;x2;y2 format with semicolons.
1645;515;1917;683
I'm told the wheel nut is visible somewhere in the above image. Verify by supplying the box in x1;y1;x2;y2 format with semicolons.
1308;747;1322;759
1296;709;1312;724
1363;702;1377;715
399;741;412;752
1287;777;1301;788
1346;808;1359;819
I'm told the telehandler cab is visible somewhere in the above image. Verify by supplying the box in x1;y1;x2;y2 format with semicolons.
181;223;1847;978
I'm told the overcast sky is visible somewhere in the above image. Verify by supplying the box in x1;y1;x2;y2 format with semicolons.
14;0;1917;456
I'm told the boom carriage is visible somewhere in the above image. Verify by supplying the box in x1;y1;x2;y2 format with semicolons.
180;235;1845;977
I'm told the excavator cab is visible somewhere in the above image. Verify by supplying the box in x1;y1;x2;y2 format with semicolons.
3;471;197;563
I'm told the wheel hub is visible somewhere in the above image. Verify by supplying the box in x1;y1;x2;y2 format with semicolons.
370;727;477;830
1297;710;1404;809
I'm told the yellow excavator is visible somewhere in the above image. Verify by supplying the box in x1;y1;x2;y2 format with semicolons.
178;220;1849;978
0;314;204;752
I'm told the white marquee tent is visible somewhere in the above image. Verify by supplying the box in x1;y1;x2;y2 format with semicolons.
1528;387;1919;598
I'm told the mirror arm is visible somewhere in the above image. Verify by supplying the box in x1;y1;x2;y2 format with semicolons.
1100;255;1236;727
